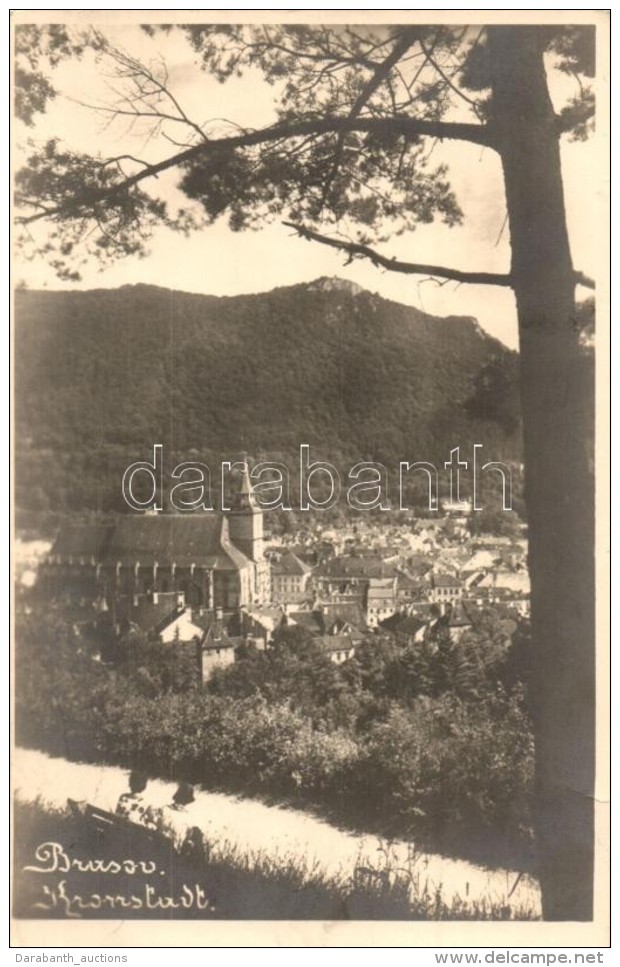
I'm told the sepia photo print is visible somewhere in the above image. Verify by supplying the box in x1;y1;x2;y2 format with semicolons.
11;10;610;946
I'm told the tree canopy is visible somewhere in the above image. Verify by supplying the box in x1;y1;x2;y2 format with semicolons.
14;23;595;288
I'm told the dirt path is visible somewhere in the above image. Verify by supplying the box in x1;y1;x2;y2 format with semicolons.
13;746;541;914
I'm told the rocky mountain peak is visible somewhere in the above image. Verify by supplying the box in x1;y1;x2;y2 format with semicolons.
306;276;366;297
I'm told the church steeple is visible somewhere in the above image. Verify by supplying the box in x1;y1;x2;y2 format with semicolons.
231;460;255;511
228;459;264;562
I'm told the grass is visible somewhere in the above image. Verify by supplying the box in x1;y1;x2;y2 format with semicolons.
12;797;539;921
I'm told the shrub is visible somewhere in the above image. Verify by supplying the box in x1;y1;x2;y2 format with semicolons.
15;606;534;868
356;689;534;864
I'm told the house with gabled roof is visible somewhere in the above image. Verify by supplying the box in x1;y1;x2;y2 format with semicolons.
270;550;313;604
366;576;398;628
379;611;427;647
113;589;204;644
314;635;356;664
281;599;368;650
431;573;464;604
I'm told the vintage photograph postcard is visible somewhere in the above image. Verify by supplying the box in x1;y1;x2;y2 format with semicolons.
10;9;610;948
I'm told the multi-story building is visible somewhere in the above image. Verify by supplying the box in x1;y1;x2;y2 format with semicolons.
270;550;312;604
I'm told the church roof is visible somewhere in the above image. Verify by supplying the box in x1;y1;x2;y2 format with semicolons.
51;514;252;571
51;524;115;561
104;514;226;567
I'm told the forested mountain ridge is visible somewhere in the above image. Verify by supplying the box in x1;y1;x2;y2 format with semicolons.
14;278;521;522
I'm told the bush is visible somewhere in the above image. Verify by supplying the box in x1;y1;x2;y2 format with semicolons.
15;605;534;868
356;689;534;864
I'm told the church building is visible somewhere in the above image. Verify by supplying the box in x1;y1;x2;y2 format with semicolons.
42;465;271;612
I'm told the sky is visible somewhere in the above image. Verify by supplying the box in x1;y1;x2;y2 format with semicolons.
13;21;602;351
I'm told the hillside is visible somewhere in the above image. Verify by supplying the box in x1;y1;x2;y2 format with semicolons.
14;278;521;522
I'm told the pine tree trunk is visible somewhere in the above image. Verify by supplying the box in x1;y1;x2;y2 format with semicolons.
488;27;595;920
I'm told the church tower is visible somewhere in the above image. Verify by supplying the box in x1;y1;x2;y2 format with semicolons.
228;462;264;563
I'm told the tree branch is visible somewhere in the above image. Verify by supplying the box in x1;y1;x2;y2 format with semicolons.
574;271;595;290
320;27;420;207
418;38;484;119
283;221;596;291
16;114;494;226
283;221;513;288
